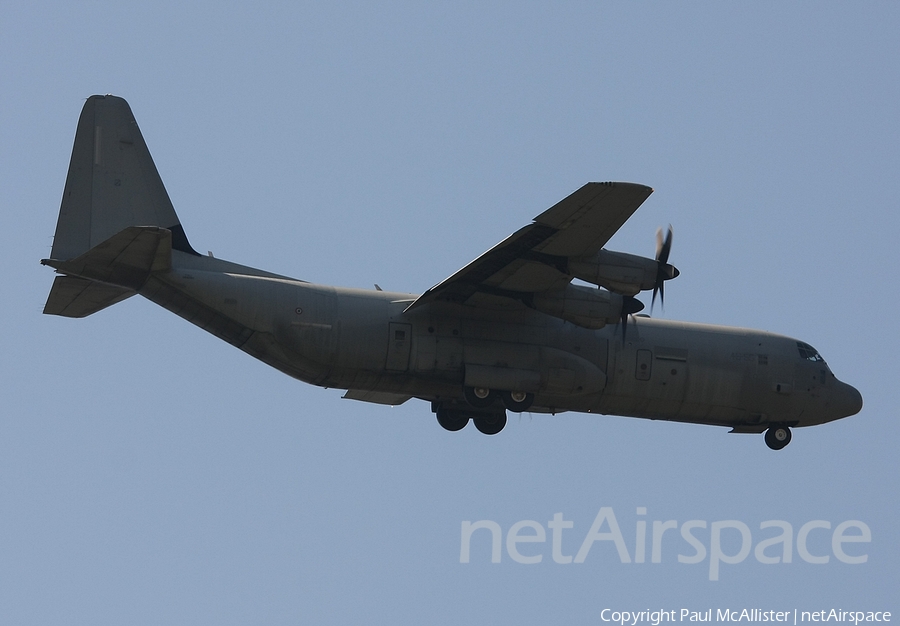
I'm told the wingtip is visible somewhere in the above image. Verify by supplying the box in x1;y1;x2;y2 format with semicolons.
589;181;654;193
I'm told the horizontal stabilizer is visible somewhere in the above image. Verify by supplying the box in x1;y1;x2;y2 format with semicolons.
43;276;134;318
42;226;172;291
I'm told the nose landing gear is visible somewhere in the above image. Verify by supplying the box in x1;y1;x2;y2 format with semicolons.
764;425;792;450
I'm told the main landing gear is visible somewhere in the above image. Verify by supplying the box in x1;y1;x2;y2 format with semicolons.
764;425;792;450
435;407;508;435
463;386;534;412
434;386;534;435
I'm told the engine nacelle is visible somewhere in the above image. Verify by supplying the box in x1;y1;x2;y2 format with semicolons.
568;249;664;296
532;284;642;329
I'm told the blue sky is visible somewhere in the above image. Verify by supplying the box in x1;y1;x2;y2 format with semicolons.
1;2;898;623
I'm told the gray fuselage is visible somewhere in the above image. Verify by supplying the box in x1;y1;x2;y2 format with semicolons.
139;250;861;432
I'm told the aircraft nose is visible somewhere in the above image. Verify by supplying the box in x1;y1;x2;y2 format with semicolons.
836;381;863;418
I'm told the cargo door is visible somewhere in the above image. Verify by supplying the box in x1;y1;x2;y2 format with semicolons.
386;322;412;371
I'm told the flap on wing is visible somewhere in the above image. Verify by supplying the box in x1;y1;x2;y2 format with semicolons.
406;182;652;311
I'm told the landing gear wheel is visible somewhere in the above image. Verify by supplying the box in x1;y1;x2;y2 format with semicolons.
501;390;534;412
464;386;495;408
473;412;507;435
764;425;792;450
436;409;469;432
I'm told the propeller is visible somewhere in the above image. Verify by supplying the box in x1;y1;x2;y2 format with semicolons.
651;225;679;314
619;295;644;338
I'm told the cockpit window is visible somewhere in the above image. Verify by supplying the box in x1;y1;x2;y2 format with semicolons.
797;341;824;362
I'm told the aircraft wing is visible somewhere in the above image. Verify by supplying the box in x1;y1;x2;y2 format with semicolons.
406;182;653;311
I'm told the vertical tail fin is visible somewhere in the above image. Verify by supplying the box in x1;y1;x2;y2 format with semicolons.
49;95;199;262
44;95;198;317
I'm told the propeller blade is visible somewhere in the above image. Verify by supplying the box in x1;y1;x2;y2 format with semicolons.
651;225;674;315
620;296;644;338
652;279;663;312
657;225;673;265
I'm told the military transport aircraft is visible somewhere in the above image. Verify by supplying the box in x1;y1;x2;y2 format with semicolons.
42;95;862;450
